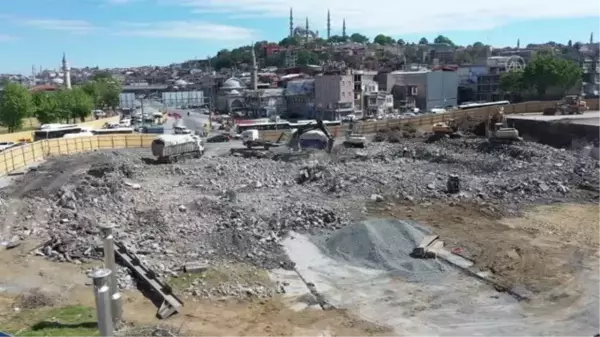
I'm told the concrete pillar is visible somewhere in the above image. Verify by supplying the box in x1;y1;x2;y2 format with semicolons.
98;224;123;326
91;268;114;336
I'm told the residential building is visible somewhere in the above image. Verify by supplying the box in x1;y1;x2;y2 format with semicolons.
351;70;377;113
386;69;458;111
314;74;354;119
284;79;316;119
364;91;393;115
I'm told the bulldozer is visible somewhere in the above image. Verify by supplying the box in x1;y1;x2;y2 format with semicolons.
431;119;462;139
543;95;589;116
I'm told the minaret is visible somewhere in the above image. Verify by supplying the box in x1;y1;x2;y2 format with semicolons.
517;39;520;49
590;32;594;44
251;43;258;91
327;10;331;39
62;52;71;90
305;17;309;41
289;7;293;37
342;19;346;39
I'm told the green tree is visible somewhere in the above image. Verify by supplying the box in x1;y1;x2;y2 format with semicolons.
522;55;582;97
396;38;405;46
279;36;301;47
499;70;525;101
32;91;60;124
0;83;33;132
296;50;320;65
82;77;121;110
433;35;455;47
68;88;94;122
418;37;429;44
327;35;346;43
373;34;395;45
54;90;75;122
349;33;369;43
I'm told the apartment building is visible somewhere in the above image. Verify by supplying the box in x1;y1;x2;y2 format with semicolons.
314;74;354;119
386;69;458;111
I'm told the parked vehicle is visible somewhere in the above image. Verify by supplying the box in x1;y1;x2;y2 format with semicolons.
151;134;204;163
0;142;16;152
206;134;231;143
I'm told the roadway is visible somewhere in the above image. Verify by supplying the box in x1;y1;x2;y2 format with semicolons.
507;110;600;126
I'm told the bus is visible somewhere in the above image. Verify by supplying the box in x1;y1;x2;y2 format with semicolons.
235;120;342;134
91;128;135;135
33;124;86;141
458;100;510;110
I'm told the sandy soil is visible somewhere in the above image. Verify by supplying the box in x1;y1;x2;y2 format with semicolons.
370;201;599;297
0;242;390;336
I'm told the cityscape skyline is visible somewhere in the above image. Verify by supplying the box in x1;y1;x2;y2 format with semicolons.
0;0;598;73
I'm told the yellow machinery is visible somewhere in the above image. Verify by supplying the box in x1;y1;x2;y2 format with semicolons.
543;95;589;115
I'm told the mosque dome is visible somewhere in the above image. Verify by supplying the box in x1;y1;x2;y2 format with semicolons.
222;77;244;90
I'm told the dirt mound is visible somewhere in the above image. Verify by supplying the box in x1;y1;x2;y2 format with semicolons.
318;219;449;282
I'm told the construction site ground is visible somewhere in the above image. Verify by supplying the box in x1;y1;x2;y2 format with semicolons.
0;128;598;335
1;202;597;335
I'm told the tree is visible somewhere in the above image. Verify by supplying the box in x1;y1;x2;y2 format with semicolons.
54;90;75;122
418;37;429;45
32;91;60;124
327;35;346;43
349;33;369;44
499;70;525;101
82;77;121;110
522;55;583;97
279;36;300;47
68;88;94;122
296;50;320;65
396;39;405;46
373;34;395;45
0;83;33;132
433;35;455;47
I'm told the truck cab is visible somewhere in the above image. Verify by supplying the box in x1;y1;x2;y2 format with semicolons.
241;129;259;146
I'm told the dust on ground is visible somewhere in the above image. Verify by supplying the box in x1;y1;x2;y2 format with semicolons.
0;244;391;336
369;201;599;297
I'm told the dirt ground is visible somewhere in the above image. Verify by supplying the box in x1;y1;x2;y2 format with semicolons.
370;201;600;297
0;241;390;336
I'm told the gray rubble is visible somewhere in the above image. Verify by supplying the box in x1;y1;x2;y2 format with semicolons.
0;136;597;298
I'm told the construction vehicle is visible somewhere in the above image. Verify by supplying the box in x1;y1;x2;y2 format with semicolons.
241;129;282;150
151;134;204;163
287;120;335;153
543;95;589;115
342;122;366;148
343;129;367;148
431;119;462;139
485;108;523;143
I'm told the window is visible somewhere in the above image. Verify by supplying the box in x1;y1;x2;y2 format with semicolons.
341;80;345;86
342;92;345;97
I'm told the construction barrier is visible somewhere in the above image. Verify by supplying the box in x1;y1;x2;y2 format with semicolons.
0;116;121;143
1;99;598;175
0;134;156;176
259;99;600;141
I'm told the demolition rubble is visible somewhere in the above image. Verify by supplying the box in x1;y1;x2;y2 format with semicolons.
0;135;598;298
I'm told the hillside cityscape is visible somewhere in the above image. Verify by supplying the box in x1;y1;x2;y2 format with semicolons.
0;11;598;127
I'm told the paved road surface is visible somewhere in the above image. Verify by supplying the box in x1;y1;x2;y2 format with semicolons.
507;110;600;126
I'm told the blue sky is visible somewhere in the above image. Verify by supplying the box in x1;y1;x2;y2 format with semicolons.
1;0;598;74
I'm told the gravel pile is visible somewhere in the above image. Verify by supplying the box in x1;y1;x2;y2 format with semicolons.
0;136;597;297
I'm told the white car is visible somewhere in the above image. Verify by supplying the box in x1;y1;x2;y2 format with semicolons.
0;141;15;152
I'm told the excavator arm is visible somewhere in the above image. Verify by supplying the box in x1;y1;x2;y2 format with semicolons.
287;120;335;153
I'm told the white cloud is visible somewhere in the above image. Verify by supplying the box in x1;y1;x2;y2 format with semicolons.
21;19;96;34
114;21;257;40
171;0;599;35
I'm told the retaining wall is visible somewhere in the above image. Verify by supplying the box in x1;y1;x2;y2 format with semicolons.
510;118;599;148
0;116;121;143
0;134;156;176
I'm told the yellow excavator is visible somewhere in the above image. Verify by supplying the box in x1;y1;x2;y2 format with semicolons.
485;107;523;143
431;119;461;138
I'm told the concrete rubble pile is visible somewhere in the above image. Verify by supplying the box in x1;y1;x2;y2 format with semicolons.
0;136;597;298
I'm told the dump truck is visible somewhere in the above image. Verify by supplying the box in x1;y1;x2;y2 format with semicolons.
543;95;589;115
151;134;204;163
